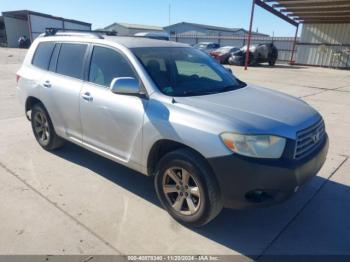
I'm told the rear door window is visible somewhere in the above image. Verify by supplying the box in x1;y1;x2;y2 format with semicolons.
32;42;56;70
56;43;87;79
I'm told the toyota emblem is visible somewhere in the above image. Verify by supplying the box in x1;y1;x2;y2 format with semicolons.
312;131;321;143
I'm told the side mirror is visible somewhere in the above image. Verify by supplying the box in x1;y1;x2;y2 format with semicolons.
110;77;140;95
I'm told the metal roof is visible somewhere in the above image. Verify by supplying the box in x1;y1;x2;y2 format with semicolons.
105;22;164;31
164;22;269;36
1;10;91;26
165;22;243;33
263;0;350;24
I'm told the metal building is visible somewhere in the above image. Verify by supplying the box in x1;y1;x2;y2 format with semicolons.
0;16;6;45
164;22;269;37
104;22;165;36
246;0;350;69
1;10;91;48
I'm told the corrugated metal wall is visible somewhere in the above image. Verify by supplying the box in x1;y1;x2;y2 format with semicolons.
30;14;91;41
3;16;29;48
30;14;63;40
296;23;350;68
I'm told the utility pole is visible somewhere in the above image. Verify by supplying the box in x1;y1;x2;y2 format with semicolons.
245;0;256;70
169;3;171;26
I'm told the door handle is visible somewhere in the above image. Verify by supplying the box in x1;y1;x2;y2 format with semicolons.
82;92;93;102
42;80;51;88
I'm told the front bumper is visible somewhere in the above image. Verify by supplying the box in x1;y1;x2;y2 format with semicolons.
208;134;329;209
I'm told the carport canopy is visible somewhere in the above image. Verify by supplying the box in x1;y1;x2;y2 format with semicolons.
244;0;350;69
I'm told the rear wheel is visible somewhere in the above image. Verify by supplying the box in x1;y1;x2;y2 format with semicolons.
269;59;276;66
228;57;235;65
155;149;223;227
31;103;64;150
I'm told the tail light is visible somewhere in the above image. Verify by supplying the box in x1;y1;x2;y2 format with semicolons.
16;74;21;84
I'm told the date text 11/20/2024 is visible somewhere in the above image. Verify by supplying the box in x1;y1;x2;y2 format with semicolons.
127;255;219;261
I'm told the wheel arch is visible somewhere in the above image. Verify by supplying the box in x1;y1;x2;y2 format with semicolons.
147;139;213;177
25;96;43;120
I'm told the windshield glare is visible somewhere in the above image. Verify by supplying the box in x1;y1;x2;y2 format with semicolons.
132;47;245;97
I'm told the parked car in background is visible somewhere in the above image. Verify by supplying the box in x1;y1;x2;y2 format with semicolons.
17;32;328;227
193;42;220;54
229;43;278;66
18;35;31;48
134;31;170;41
210;46;240;64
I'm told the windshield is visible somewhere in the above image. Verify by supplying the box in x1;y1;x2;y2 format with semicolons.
132;47;245;97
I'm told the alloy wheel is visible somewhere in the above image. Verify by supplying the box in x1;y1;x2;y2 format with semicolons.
162;167;201;216
33;111;50;145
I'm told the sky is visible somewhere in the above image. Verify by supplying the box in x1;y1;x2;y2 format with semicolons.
0;0;299;37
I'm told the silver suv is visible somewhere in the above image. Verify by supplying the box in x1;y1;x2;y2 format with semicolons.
17;30;328;227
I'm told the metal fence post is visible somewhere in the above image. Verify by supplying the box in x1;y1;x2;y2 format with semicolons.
245;0;256;70
290;24;299;64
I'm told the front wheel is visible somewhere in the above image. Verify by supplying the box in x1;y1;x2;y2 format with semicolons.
155;149;223;227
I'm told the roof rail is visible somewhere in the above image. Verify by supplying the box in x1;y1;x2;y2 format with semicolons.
44;28;118;39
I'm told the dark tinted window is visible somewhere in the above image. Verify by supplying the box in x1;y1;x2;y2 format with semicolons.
89;46;136;87
56;43;87;79
32;42;55;70
49;43;60;72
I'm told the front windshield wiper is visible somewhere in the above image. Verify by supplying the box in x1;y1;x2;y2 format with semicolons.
219;81;247;93
180;90;219;96
179;85;244;97
174;81;248;97
218;85;237;93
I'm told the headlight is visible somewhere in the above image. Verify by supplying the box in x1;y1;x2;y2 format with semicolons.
220;133;286;159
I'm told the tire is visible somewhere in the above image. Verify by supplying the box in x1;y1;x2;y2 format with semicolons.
155;149;223;227
228;57;235;65
31;103;64;151
247;53;255;66
238;53;254;66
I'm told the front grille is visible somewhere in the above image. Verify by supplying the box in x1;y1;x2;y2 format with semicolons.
294;119;326;160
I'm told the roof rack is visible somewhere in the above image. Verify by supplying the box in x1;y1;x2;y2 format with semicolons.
44;28;118;39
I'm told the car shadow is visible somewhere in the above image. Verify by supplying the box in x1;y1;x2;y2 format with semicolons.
254;64;307;70
52;142;350;258
229;64;307;70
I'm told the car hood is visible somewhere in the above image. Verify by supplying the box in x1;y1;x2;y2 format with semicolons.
174;85;321;139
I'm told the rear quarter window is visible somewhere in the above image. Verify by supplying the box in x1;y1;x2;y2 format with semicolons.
32;42;56;70
56;43;87;79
